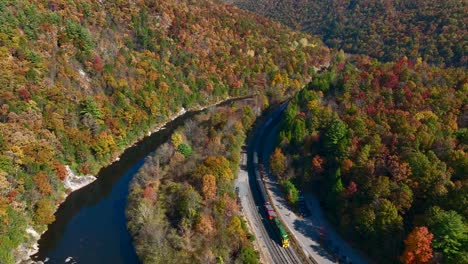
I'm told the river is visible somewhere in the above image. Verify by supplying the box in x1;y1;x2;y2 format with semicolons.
32;97;252;264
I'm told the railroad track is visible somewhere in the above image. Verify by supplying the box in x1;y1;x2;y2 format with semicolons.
243;165;302;264
239;101;304;264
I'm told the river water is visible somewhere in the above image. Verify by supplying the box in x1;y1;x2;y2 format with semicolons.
32;97;251;263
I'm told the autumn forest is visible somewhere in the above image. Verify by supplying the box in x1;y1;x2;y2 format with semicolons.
0;0;466;263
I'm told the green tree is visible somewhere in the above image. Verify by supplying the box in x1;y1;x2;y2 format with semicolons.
331;168;344;194
406;151;451;199
426;207;467;263
323;117;348;160
177;143;192;158
356;144;371;166
80;99;103;120
291;118;307;144
354;200;402;254
237;245;259;264
175;185;202;229
327;168;344;207
370;176;391;200
355;206;376;235
281;103;299;142
65;21;93;56
282;180;299;205
374;199;402;234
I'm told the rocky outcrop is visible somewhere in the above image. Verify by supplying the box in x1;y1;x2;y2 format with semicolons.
63;166;97;192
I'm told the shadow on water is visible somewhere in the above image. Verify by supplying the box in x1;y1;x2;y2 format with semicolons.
32;96;251;264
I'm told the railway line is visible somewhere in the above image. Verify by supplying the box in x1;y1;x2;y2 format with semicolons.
242;174;301;264
236;102;304;264
252;102;368;264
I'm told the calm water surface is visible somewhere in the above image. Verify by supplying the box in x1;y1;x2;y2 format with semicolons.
33;97;250;263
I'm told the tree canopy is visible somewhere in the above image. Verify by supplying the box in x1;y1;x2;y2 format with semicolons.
0;0;330;260
234;0;467;67
276;55;467;262
127;100;263;263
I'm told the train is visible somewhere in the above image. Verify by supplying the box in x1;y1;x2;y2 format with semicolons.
253;151;290;248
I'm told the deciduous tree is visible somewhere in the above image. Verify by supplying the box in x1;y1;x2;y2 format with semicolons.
426;207;467;263
34;199;55;225
270;148;286;178
400;226;433;264
33;172;53;196
202;174;216;201
171;132;184;148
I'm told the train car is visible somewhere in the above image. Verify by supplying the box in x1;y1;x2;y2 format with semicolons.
274;218;290;248
254;152;270;204
264;202;276;220
253;146;289;248
256;174;269;203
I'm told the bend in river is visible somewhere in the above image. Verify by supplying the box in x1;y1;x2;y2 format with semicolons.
32;96;252;264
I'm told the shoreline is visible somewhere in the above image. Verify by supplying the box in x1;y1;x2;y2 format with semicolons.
15;95;250;264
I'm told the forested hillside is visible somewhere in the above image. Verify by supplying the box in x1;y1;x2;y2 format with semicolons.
127;99;260;263
232;0;467;67
275;54;467;263
0;0;330;261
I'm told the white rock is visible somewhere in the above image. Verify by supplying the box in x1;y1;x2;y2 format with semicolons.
78;69;86;77
63;166;97;191
26;227;40;239
14;227;41;264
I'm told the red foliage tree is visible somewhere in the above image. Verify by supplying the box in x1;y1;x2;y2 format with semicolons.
400;226;433;264
18;88;32;101
345;181;357;196
52;161;68;181
7;190;18;202
143;185;156;201
93;55;104;72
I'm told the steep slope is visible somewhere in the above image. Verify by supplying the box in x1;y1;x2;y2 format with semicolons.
232;0;467;67
0;0;330;262
276;54;467;263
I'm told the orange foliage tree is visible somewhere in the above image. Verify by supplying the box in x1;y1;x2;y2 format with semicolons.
311;155;325;174
52;161;68;181
400;226;433;264
33;172;53;196
202;174;217;201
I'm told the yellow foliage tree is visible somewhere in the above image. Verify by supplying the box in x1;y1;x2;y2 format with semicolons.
34;199;56;225
171;132;184;148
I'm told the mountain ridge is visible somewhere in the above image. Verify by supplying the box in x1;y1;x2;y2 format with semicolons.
0;0;330;262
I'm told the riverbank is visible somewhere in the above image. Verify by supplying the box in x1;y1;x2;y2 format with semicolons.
17;95;252;263
125;97;260;263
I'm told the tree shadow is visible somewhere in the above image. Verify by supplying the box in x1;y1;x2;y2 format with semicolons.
264;179;291;209
293;218;337;262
